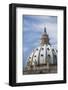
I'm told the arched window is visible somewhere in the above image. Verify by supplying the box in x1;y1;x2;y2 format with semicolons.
36;48;38;50
41;54;43;56
29;57;31;59
47;48;50;50
34;55;36;57
41;48;44;50
52;49;54;51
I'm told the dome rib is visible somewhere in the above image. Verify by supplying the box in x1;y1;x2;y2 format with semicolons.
37;46;42;65
31;49;36;65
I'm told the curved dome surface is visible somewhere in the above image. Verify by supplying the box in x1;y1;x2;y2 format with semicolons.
28;44;57;66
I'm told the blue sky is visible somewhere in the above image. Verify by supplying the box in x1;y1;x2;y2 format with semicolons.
23;15;57;68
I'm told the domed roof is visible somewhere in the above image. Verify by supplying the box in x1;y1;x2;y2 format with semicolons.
28;44;57;66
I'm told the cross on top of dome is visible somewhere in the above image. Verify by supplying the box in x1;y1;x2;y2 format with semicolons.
44;26;47;33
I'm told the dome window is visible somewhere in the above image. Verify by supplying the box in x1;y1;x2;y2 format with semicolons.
41;54;43;56
56;50;57;52
36;48;38;50
29;57;31;59
52;49;54;51
34;55;36;57
48;55;50;57
41;48;44;50
47;48;50;50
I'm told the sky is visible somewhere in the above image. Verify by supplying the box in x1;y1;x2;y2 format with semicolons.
23;15;57;68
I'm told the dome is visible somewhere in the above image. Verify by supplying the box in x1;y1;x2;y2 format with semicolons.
27;44;57;66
